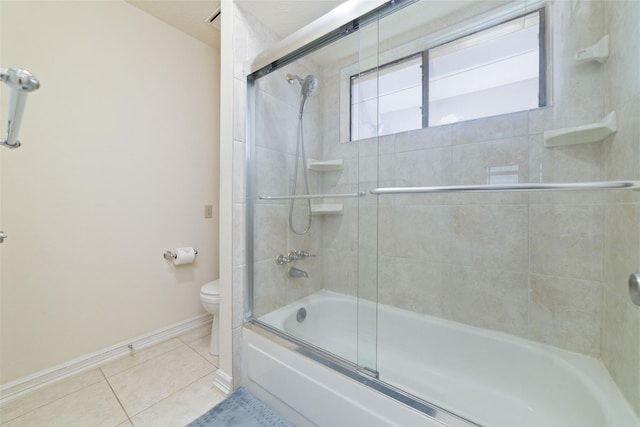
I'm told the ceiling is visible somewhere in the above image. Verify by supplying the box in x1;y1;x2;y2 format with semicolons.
126;0;221;48
235;0;346;39
126;0;347;50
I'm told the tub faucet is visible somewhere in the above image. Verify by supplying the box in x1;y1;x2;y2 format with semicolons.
288;267;309;278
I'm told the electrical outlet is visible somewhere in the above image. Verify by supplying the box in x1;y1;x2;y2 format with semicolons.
204;204;213;219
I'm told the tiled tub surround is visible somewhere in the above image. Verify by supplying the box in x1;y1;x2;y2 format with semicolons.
0;324;223;427
315;0;639;415
322;110;612;355
244;0;639;418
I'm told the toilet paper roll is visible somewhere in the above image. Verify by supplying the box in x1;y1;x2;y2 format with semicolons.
173;247;196;265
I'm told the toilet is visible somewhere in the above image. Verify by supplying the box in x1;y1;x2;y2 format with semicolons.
199;280;220;356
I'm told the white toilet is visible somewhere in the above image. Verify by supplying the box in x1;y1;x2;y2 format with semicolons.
200;280;220;356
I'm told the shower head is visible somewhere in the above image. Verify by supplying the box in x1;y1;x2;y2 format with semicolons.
287;74;318;117
287;74;318;98
301;75;318;98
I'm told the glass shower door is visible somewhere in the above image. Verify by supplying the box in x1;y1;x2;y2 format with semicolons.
247;17;381;376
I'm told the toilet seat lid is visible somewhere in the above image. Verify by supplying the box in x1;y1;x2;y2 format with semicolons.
201;280;220;295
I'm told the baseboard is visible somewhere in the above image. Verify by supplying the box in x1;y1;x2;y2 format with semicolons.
214;369;233;395
0;313;212;405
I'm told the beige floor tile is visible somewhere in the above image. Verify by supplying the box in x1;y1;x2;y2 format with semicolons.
130;372;225;427
185;335;219;368
2;381;127;427
107;345;215;417
0;369;104;423
101;339;183;378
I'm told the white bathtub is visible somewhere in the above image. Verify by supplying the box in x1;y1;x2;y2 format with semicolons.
259;290;638;427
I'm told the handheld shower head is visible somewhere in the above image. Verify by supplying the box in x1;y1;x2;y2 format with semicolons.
287;74;318;98
287;73;318;117
301;75;318;99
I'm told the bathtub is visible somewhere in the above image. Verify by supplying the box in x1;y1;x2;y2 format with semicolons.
257;290;637;427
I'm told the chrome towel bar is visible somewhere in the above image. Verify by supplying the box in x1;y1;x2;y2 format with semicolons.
258;192;366;200
371;180;640;195
1;67;40;149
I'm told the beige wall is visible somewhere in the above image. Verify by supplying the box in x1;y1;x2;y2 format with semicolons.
0;1;220;384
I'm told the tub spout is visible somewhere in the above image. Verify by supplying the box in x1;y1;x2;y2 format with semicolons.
288;267;309;278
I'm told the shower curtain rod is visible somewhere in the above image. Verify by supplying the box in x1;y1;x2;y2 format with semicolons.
371;180;640;195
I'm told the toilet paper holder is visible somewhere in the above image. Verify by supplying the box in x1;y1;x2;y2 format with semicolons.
163;249;198;260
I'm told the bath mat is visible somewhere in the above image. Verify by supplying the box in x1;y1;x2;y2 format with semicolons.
186;387;293;427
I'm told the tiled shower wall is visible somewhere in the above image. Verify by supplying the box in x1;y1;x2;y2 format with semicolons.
316;0;639;414
602;0;640;415
235;0;639;415
251;64;325;318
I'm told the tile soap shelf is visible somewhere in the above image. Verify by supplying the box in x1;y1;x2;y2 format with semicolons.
544;111;617;147
310;204;343;215
574;35;609;64
308;159;343;172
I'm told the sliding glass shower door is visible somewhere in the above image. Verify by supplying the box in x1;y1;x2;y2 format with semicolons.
247;0;640;424
247;15;380;376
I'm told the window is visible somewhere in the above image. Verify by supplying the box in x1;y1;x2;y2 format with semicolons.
350;9;545;140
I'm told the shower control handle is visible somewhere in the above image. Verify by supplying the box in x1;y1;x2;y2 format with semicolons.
276;250;316;265
299;251;316;258
0;231;6;243
276;254;290;265
289;250;316;260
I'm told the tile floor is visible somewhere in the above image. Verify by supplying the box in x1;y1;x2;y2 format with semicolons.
0;321;226;427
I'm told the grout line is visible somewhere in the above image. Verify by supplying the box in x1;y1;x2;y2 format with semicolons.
100;368;133;426
181;338;220;370
0;372;105;425
102;338;188;379
108;363;221;426
135;368;220;416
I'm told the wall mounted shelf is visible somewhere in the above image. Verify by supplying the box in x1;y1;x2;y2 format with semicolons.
544;111;617;147
308;159;344;172
310;204;343;215
574;35;609;64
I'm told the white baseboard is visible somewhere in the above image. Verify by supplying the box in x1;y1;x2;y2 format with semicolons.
213;369;232;395
0;313;212;405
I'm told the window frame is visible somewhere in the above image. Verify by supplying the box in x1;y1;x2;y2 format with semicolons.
349;8;547;141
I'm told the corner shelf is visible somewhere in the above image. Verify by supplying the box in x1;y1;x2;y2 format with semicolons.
310;204;343;215
308;159;344;172
575;35;609;64
544;111;617;147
